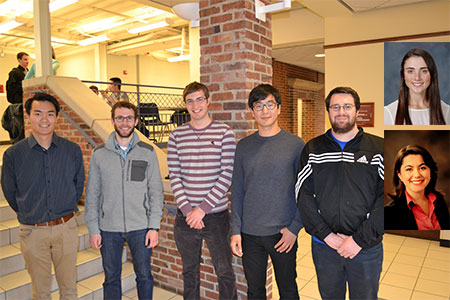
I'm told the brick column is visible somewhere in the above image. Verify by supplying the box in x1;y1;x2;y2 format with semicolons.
198;0;274;299
200;0;273;139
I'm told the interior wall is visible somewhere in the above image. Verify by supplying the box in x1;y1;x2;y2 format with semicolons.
106;54;138;91
58;49;96;81
325;43;384;137
138;55;190;89
323;0;450;138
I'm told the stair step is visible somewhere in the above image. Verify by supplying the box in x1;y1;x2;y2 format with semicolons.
0;247;127;300
52;261;136;300
0;200;16;223
0;218;18;247
0;243;24;277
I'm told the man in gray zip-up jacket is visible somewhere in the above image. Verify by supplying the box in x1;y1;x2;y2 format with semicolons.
85;101;164;299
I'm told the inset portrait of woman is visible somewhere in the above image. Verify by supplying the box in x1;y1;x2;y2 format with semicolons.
384;43;450;125
385;145;450;230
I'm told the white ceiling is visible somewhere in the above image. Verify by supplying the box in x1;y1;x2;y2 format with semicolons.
0;0;431;74
341;0;429;12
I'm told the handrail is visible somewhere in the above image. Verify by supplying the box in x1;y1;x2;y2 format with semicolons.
81;80;184;91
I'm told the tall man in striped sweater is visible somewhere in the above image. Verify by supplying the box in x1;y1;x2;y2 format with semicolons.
167;82;237;299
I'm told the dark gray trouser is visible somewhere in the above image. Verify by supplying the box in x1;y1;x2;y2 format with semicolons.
174;209;237;300
312;240;383;300
242;232;299;300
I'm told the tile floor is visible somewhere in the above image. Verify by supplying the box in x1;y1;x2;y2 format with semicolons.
271;229;450;300
123;229;450;300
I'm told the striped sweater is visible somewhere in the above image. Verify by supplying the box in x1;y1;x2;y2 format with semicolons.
167;120;236;215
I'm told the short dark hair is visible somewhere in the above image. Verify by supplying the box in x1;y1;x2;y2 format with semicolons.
89;85;99;92
17;52;29;60
391;145;439;198
25;93;60;115
325;87;360;112
183;81;209;102
109;77;122;90
248;84;281;109
111;101;138;119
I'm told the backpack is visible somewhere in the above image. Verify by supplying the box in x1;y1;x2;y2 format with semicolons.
1;103;25;142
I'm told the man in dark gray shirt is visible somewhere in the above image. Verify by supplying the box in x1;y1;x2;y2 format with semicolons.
1;92;85;300
230;84;305;300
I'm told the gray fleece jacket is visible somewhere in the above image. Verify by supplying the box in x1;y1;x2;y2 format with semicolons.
85;132;164;235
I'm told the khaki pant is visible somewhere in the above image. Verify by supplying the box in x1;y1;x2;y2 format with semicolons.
19;216;79;300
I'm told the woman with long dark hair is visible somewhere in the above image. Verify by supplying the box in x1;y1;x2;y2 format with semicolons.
384;48;449;125
385;145;449;230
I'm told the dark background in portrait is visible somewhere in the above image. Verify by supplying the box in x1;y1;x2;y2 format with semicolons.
384;130;450;209
384;42;450;106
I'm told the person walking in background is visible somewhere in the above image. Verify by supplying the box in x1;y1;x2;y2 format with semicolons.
1;92;84;300
85;101;164;299
6;52;29;104
297;87;384;299
3;52;29;142
230;84;304;300
167;81;237;300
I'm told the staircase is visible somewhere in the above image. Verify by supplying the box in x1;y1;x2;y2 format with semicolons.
0;197;137;300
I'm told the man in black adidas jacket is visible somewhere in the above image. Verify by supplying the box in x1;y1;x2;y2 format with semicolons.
296;87;384;300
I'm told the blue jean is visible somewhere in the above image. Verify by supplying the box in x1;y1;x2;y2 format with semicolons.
312;240;383;300
242;232;299;300
100;229;154;300
174;209;237;300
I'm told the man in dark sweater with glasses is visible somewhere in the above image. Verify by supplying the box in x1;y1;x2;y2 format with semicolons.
230;84;305;300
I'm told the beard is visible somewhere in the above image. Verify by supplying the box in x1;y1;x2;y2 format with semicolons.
330;113;357;134
114;123;134;138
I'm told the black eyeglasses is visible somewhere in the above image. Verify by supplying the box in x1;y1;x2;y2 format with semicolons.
114;116;135;122
253;101;277;111
329;104;355;112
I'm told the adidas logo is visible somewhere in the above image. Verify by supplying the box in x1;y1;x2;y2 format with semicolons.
357;155;368;164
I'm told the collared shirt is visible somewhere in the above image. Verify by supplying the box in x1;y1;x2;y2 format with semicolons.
113;134;134;161
1;134;85;225
406;191;441;230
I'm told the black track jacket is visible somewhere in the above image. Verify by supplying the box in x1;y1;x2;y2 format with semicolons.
296;128;384;249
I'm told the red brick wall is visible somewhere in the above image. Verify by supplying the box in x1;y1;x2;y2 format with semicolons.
272;60;325;142
200;0;273;140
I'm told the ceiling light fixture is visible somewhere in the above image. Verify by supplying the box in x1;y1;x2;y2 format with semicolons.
172;3;200;28
127;19;172;34
78;34;110;46
0;17;26;34
49;0;79;13
0;0;32;17
78;17;126;33
315;53;325;57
